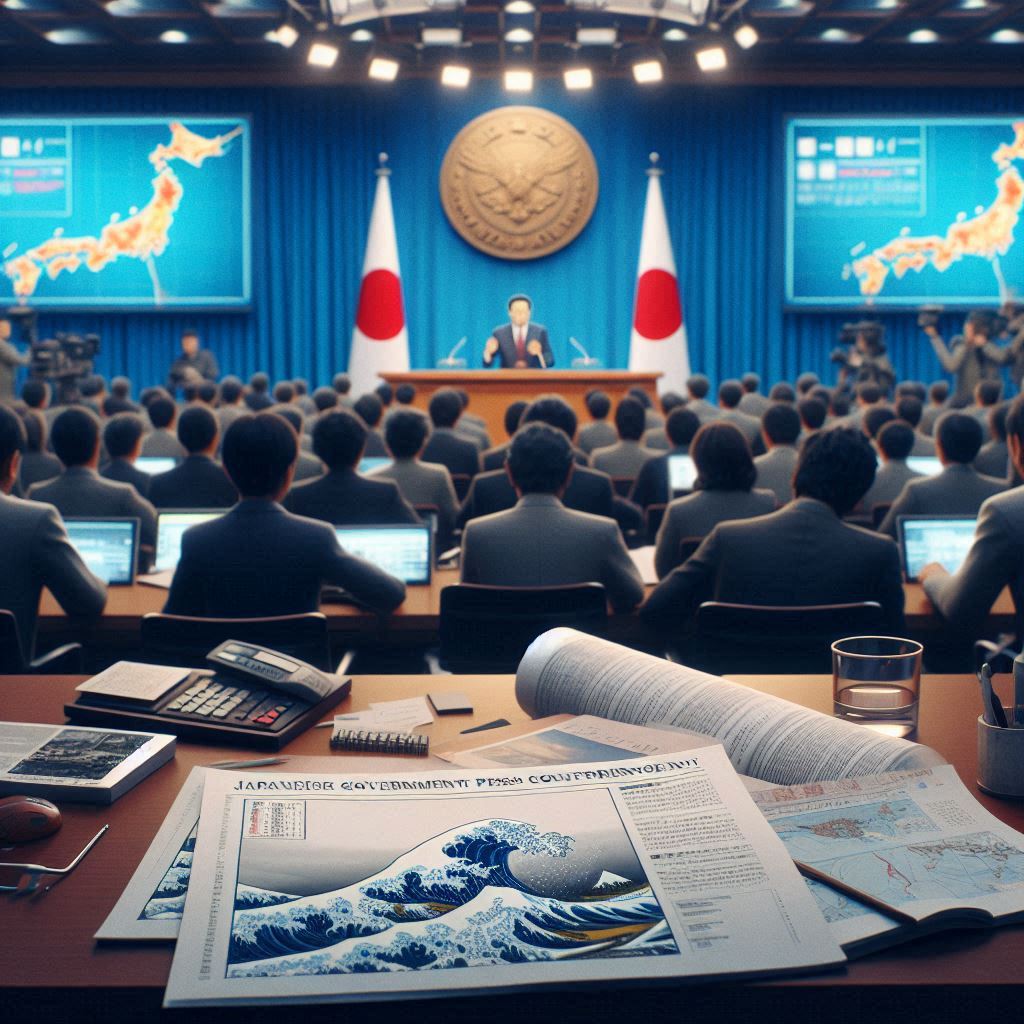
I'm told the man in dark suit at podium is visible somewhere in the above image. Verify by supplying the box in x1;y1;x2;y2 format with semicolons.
483;294;554;369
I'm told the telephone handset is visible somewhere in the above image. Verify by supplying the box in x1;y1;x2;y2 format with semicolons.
206;641;342;702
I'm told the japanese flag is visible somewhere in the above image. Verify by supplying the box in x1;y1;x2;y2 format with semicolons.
628;158;690;394
348;157;410;397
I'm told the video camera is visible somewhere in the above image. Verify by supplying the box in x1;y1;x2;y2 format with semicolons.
29;330;101;404
917;305;944;331
831;320;885;365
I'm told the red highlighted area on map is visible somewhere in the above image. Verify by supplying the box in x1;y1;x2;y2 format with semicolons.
852;121;1024;297
3;122;243;302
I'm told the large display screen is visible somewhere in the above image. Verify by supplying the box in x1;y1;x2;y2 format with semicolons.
0;116;250;309
785;116;1024;309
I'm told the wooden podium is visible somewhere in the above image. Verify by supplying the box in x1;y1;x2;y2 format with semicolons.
381;370;663;442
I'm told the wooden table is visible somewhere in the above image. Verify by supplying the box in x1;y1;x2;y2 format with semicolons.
381;370;662;442
2;673;1022;1024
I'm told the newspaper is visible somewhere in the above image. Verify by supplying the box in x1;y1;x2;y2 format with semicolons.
517;629;946;785
164;748;845;1006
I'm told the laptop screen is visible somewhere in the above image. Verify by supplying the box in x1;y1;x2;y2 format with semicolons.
64;518;138;585
906;456;943;477
898;516;977;582
136;457;178;475
668;454;698;493
358;457;392;476
334;524;432;585
155;510;224;572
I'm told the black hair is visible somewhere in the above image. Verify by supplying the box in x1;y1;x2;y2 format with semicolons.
249;372;270;393
0;404;27;470
385;409;430;459
21;379;48;408
396;383;416;404
293;379;309;396
312;409;366;470
18;408;44;454
718;380;744;409
809;386;833;407
990;403;1010;442
929;380;950;404
103;412;145;459
148;395;176;430
863;406;897;439
312;387;338;412
794;428;876;516
977;380;1003;407
181;328;199;341
769;382;796;403
177;405;219;454
79;375;105;398
273;381;295;404
796;372;820;395
111;377;131;399
896;380;926;401
456;389;471;409
504;400;528;437
661;391;685;415
507;422;573;495
691;422;756;493
507;293;532;310
830;393;851;417
762;403;801;446
183;383;200;403
197;381;217;405
615;397;646;441
1005;395;1024;452
222;413;297;498
428;388;463;429
521;395;578;441
797;397;827;431
856;321;885;354
627;386;652;409
741;373;760;393
51;407;101;467
895;396;923;428
665;407;700;448
936;412;984;464
877;421;915;461
585;390;611;420
273;406;303;434
220;377;244;404
686;374;711;400
375;382;394;406
967;309;997;339
353;393;384;428
332;373;352;395
855;382;882;405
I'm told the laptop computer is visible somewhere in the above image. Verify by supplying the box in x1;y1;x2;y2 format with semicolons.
135;457;178;475
358;457;392;476
153;510;225;573
332;523;433;588
668;454;698;494
897;515;977;582
64;517;139;585
906;456;943;477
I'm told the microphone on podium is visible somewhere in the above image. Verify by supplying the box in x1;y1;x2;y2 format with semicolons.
569;336;603;369
436;336;468;369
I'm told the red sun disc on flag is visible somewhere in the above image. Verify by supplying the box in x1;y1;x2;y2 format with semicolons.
633;269;683;340
356;269;405;341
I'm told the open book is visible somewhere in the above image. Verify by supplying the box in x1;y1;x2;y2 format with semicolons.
516;629;945;787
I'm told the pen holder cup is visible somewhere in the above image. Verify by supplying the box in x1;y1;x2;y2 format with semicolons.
977;715;1024;798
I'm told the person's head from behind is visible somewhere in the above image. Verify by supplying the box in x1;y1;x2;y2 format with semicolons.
627;386;652;410
104;413;145;461
691;422;756;493
796;372;820;396
615;397;646;441
313;409;366;472
585;389;611;422
223;413;297;500
0;405;26;493
506;423;573;496
220;376;244;405
666;407;700;450
762;403;801;448
855;382;882;408
353;393;384;429
660;391;685;416
976;380;1003;408
809;386;833;408
794;428;876;516
508;294;532;328
876;421;915;464
181;330;200;357
51;407;101;469
718;380;744;410
863;406;896;440
990;403;1009;443
249;372;270;394
274;407;303;437
313;386;338;413
273;381;295;405
385;409;430;460
830;392;851;418
21;379;49;410
148;395;177;432
428;388;462;429
520;395;578;442
332;373;352;396
197;381;217;406
504;400;528;438
896;380;926;402
293;379;309;397
965;309;997;343
177;406;219;456
80;375;105;401
741;373;760;394
798;397;827;432
395;383;416;406
769;382;796;403
375;382;394;407
686;374;710;401
935;412;983;466
929;380;949;406
895;396;923;429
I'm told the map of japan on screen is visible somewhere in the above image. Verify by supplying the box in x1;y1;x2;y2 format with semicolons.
0;116;250;309
786;116;1024;308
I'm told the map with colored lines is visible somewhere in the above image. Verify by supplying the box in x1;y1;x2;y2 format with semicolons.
0;117;249;308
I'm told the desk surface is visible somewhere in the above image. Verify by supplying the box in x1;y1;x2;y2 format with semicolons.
2;673;1023;1023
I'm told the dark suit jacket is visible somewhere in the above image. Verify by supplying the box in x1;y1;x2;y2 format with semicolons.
163;499;406;617
148;455;238;510
101;457;152;499
629;448;688;511
458;465;615;527
0;492;107;658
879;464;1005;538
641;498;905;633
18;451;63;491
421;428;480;479
283;468;420;526
483;323;554;369
480;442;510;472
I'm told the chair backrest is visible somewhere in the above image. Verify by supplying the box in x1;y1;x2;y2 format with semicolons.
438;583;608;673
141;612;332;671
871;503;892;530
690;600;886;674
450;473;472;501
645;504;667;544
0;610;28;673
611;477;634;498
678;536;703;565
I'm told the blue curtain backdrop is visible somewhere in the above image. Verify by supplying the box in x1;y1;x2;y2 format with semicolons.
2;82;1023;394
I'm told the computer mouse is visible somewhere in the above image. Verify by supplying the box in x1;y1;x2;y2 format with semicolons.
0;795;63;844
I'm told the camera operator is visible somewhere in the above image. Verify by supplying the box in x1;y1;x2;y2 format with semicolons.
167;330;219;396
832;321;896;397
920;307;1003;407
992;302;1024;392
0;317;30;405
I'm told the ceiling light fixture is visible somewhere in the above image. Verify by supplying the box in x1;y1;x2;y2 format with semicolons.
266;22;299;46
307;40;339;66
695;44;727;70
564;65;594;89
504;0;534;11
733;23;758;48
504;27;534;43
422;26;463;45
907;28;938;42
632;58;663;83
504;68;534;91
662;27;687;40
160;28;188;43
368;55;400;79
990;28;1024;42
576;26;618;44
350;28;374;41
441;63;471;86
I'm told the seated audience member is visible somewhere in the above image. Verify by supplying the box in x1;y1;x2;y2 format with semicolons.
459;396;615;525
896;396;936;456
896;380;927;402
684;374;719;423
715;380;763;451
642;427;904;632
843;382;883;431
375;382;393;411
216;376;247;438
272;381;295;406
628;386;663;431
481;400;529;472
372;409;459;551
100;413;152;498
28;407;157;550
809;385;834;409
0;406;106;660
971;380;1004;429
197;381;218;407
863;405;897;441
332;372;355;407
79;375;106;416
461;423;644;612
857;421;922;515
164;413;406;618
975;403;1010;480
141;395;187;458
654;422;776;579
754;403;801;505
148;406;238;509
312;386;339;414
828;392;851;421
274;407;322;481
590;397;657;481
879;412;1006;538
797;397;827;447
293;379;317;417
631;407;701;511
643;392;686;451
283;409;419;525
16;408;62;491
454;390;491;451
20;379;50;413
244;372;274;412
420;388;481;478
738;373;770;417
395;383;416;406
795;372;820;396
920;380;950;436
919;394;1024;643
577;390;617;455
103;377;138;416
769;382;796;404
352;393;389;457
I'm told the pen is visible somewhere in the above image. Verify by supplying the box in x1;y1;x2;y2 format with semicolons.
979;664;1006;728
794;860;918;925
207;757;289;769
1014;653;1024;728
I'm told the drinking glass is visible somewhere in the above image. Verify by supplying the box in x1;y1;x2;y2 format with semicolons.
831;636;923;738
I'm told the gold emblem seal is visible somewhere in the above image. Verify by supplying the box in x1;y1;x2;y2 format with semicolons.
440;106;599;261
